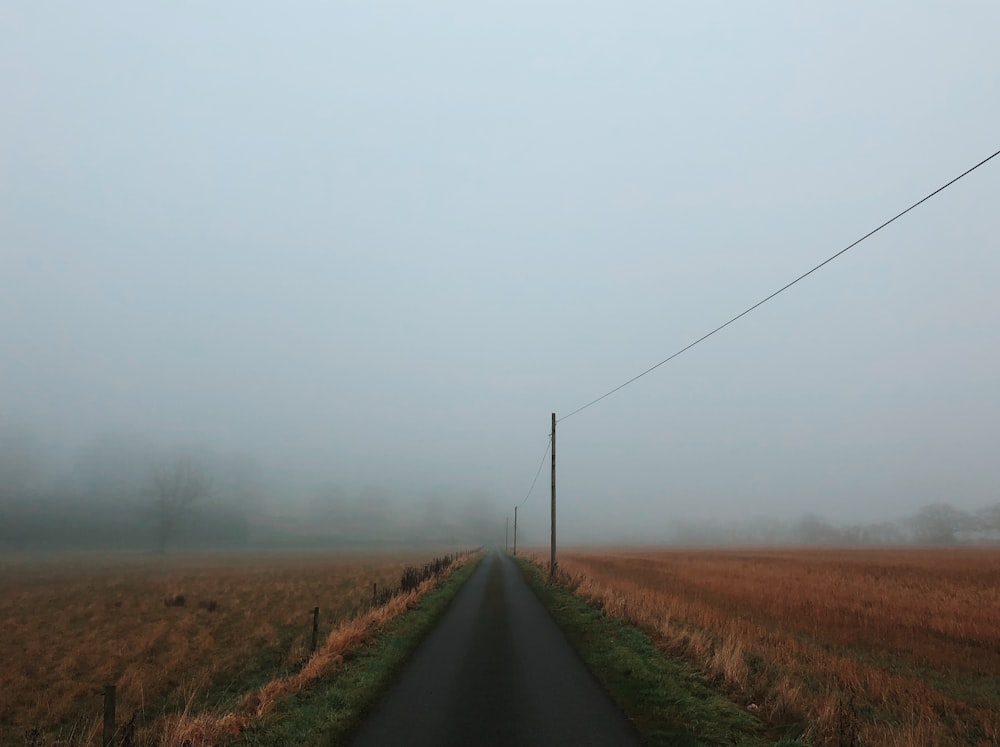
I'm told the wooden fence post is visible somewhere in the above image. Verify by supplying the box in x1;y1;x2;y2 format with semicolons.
311;606;320;653
102;684;116;747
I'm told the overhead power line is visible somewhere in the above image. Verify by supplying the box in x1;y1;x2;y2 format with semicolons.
519;436;551;507
559;147;1000;423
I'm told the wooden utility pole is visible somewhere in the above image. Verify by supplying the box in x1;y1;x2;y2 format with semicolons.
550;412;557;576
513;505;518;556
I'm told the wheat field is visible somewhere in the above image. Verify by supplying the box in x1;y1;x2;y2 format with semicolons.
535;547;1000;746
0;549;465;746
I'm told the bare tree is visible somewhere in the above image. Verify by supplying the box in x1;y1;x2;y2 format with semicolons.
910;503;972;545
973;503;1000;542
0;423;41;502
151;459;212;552
794;513;840;545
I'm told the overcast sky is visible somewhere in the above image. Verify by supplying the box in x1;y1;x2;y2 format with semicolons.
2;2;998;543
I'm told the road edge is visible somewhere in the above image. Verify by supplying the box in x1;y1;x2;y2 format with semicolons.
513;557;807;747
229;552;483;747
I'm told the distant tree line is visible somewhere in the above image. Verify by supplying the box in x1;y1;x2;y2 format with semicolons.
0;427;261;552
6;422;995;552
305;483;500;547
0;425;501;552
669;501;1000;546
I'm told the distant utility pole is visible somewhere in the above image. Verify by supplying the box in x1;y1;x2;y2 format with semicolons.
505;516;509;552
550;412;557;576
513;505;518;556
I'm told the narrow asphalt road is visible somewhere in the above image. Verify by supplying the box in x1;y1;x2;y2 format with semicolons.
348;549;641;747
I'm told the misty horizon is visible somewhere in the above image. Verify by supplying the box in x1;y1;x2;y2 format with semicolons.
3;3;999;549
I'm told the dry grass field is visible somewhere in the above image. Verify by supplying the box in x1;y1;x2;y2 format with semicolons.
536;547;1000;747
0;549;468;746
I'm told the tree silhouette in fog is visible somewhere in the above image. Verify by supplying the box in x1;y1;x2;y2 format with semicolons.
151;459;212;552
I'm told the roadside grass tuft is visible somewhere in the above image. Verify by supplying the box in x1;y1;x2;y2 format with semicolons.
516;558;807;747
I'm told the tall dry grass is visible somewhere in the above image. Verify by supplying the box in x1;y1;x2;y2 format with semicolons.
161;568;451;746
1;549;470;746
531;547;1000;747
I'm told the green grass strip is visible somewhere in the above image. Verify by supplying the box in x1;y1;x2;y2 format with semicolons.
516;559;807;747
231;554;482;747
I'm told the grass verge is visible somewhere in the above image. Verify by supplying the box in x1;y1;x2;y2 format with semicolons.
515;558;806;747
229;553;482;747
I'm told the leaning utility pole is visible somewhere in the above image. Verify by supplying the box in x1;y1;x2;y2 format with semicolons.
550;412;557;576
513;505;518;556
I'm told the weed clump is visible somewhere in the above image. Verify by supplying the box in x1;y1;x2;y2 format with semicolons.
374;553;460;604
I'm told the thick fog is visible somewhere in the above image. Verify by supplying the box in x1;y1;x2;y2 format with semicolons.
3;3;999;550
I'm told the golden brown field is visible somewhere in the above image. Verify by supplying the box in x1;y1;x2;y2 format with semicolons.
0;549;469;746
534;547;1000;746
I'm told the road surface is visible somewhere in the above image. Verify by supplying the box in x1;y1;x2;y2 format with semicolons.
348;549;641;747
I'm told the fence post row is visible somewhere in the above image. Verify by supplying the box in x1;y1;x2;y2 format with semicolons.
93;550;484;744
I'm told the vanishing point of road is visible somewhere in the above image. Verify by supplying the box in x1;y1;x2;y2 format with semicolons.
349;550;641;747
